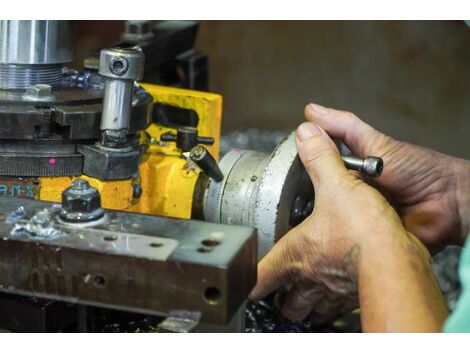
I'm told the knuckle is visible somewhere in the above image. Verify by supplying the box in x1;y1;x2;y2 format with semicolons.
302;145;337;171
345;111;359;121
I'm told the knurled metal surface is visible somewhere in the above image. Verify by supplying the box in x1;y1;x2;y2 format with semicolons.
0;154;83;176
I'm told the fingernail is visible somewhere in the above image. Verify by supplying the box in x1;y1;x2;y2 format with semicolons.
297;122;321;141
309;103;329;116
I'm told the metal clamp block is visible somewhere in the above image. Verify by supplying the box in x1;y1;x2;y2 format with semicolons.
78;144;140;180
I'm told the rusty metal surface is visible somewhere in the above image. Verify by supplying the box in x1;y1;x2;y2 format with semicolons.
0;177;40;198
0;196;257;325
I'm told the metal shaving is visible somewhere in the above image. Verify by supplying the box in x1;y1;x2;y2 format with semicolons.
157;311;202;333
5;206;27;224
10;208;65;240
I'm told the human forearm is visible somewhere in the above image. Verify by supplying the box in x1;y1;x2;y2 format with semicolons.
359;233;449;332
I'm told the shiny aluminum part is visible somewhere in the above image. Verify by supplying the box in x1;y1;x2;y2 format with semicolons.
204;149;269;226
0;20;72;89
100;79;135;131
204;132;314;258
341;155;383;177
99;47;144;81
0;64;63;89
0;20;73;64
99;47;145;132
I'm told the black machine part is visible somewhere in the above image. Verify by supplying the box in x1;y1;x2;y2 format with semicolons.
190;145;224;182
160;126;214;152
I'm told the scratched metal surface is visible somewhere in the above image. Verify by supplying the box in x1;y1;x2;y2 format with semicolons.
0;196;257;326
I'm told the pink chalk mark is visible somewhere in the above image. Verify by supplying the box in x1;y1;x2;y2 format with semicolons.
48;158;56;166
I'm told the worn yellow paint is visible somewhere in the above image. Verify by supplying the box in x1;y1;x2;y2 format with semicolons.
128;152;199;217
36;84;223;220
141;83;222;160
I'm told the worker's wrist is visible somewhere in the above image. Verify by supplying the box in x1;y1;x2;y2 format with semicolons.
454;158;470;245
357;229;432;273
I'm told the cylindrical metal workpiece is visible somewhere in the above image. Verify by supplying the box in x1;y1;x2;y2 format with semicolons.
0;20;73;89
100;79;134;130
202;133;314;258
99;47;145;132
0;20;73;64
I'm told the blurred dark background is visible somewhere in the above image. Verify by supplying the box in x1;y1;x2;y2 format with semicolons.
74;21;470;158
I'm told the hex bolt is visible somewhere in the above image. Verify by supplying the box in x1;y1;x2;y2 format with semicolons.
72;178;89;189
23;84;53;101
59;178;105;223
341;155;384;177
99;47;145;147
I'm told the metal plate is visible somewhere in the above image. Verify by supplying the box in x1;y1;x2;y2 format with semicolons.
0;197;257;325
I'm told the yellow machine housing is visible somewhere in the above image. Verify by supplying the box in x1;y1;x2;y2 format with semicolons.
37;83;222;220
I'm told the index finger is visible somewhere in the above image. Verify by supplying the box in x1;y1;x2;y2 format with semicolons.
249;233;297;300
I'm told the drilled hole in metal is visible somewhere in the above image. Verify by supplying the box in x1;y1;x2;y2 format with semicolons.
203;287;221;305
112;60;124;71
201;239;220;247
103;235;118;242
198;246;212;253
94;275;106;287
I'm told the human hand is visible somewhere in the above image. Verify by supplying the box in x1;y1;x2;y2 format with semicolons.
305;103;470;250
249;122;431;324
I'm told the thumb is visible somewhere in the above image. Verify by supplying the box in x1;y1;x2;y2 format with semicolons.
296;122;349;186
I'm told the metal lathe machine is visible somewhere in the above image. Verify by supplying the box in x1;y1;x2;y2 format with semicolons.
0;20;316;332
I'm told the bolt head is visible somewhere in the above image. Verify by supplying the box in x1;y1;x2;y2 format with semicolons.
363;157;384;177
60;179;104;222
72;179;90;190
109;56;129;76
